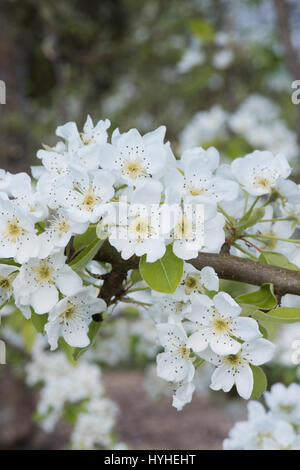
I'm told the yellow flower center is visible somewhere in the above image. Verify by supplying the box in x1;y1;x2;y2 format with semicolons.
81;187;101;211
59;301;77;322
224;352;245;368
3;218;26;243
129;216;151;242
174;216;193;240
33;260;54;284
189;186;205;196
176;344;195;362
0;277;10;289
0;272;17;291
175;301;185;312
55;217;70;236
80;132;95;145
184;273;202;294
211;308;232;335
278;404;295;414
122;159;147;180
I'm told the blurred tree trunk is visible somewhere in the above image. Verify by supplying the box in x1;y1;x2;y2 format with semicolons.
0;4;29;173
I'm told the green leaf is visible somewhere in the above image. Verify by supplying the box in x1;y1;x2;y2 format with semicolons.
139;245;183;294
258;323;269;339
236;207;265;231
70;238;104;272
31;310;48;334
0;259;21;267
63;400;88;424
259;251;299;271
250;365;267;400
235;283;277;309
239;303;258;317
22;321;37;352
130;269;142;284
194;357;205;369
73;225;97;252
189;19;215;42
253;307;300;324
58;337;76;365
73;321;103;361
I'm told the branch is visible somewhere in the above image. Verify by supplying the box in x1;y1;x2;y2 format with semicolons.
95;242;300;301
273;0;300;79
95;240;139;305
187;252;300;296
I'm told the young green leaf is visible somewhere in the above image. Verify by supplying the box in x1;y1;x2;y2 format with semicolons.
58;337;76;365
253;307;300;324
258;251;299;271
70;238;104;272
130;269;143;285
0;259;21;267
139;245;183;294
31;310;48;334
73;225;97;252
236;207;265;231
250;365;267;400
235;283;277;309
189;19;215;42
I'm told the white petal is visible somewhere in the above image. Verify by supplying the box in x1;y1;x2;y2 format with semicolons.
210;333;241;355
156;323;187;349
242;338;275;365
186;329;212;352
213;292;241;318
232;317;262;341
31;285;58;314
210;364;235;392
54;266;82;296
172;382;195;411
200;266;219;291
62;320;90;348
45;320;60;351
235;364;253;399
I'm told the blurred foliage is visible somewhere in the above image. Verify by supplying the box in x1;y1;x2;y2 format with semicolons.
0;0;299;172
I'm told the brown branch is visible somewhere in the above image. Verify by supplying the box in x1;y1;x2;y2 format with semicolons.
187;252;300;296
273;0;300;177
95;240;139;306
273;0;300;79
95;242;300;301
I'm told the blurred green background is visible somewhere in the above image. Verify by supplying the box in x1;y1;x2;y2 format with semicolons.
1;0;300;450
1;0;300;174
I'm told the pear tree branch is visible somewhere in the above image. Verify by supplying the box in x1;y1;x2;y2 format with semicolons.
95;241;300;304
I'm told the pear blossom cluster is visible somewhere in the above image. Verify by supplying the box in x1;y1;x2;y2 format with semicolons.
180;95;298;162
151;262;275;410
2;114;300;414
26;337;123;450
224;383;300;450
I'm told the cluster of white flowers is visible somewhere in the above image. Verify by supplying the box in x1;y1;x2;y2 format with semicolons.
87;315;159;366
2;114;300;411
179;106;228;151
150;263;274;410
179;95;298;162
229;95;298;162
177;32;234;75
26;337;122;450
224;382;300;450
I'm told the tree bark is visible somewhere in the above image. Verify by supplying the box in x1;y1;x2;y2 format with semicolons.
95;241;300;303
